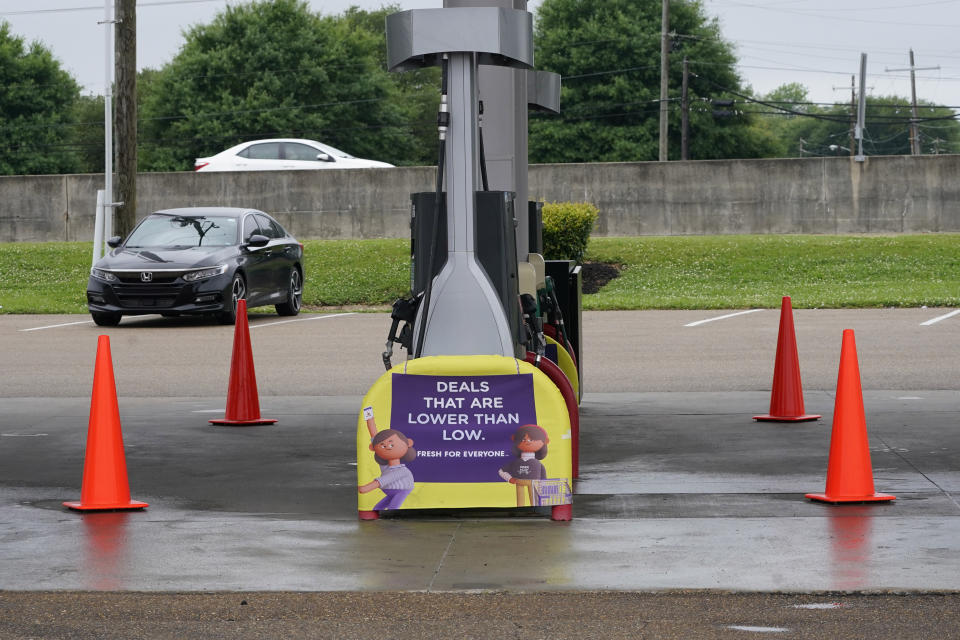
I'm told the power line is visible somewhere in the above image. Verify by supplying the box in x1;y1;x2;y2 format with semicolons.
2;58;385;92
709;0;960;28
696;73;960;123
757;0;960;13
712;0;960;12
564;65;661;80
8;84;957;138
690;58;949;84
0;0;226;17
676;31;960;59
0;96;388;134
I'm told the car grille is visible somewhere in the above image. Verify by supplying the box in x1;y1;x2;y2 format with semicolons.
114;272;182;284
117;296;178;308
112;284;184;309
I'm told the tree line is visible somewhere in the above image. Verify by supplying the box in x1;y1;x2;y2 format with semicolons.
1;0;958;177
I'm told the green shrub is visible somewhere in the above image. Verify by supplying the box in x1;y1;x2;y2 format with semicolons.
541;201;599;264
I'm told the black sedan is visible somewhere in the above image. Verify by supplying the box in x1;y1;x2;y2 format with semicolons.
86;207;304;326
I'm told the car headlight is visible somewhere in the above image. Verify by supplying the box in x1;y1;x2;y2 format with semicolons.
91;268;117;282
183;264;228;282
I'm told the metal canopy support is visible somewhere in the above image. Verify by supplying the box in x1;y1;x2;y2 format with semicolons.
447;53;480;255
527;69;561;114
478;63;527;260
418;52;516;357
386;6;534;358
389;3;558;267
445;1;530;264
443;2;559;265
386;8;533;73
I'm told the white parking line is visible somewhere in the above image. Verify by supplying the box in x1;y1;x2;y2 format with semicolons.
920;309;960;326
684;309;763;327
19;320;93;332
18;312;357;333
249;312;357;329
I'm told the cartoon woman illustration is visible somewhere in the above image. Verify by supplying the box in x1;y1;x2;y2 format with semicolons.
498;424;549;507
358;406;416;511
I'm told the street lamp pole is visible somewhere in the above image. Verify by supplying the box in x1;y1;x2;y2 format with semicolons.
101;0;114;244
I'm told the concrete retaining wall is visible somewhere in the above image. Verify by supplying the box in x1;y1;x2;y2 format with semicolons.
2;155;959;242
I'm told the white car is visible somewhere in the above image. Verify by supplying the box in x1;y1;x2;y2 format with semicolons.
194;138;394;172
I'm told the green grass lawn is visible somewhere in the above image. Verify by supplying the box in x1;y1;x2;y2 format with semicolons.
584;234;960;310
0;234;958;314
0;242;94;314
0;238;411;314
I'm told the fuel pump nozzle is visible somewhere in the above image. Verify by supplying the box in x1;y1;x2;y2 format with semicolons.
382;295;419;370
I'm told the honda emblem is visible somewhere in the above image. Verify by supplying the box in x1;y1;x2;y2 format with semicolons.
140;272;153;282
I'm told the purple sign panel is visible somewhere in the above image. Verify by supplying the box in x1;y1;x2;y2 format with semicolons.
390;373;537;483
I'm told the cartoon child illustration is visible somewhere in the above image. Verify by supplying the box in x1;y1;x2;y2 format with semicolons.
498;424;549;507
358;406;416;511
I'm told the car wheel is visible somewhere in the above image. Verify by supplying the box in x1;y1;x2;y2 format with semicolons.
275;267;302;317
91;311;122;327
217;272;246;325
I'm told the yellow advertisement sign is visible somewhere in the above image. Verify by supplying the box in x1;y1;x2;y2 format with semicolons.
357;355;572;514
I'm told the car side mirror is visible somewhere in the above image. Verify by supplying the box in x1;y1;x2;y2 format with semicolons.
245;234;270;248
316;152;333;162
106;236;122;248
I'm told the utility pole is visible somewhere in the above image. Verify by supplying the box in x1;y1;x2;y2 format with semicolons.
658;0;669;161
885;50;939;156
908;49;923;155
681;57;689;161
114;0;137;237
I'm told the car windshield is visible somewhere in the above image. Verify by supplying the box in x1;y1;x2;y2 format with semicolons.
124;215;238;248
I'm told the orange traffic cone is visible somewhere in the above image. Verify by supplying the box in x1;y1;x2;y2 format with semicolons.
806;329;895;504
64;336;148;511
210;299;277;426
754;296;821;422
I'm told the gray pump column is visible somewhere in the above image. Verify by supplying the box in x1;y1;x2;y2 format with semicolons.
444;0;560;265
386;7;534;358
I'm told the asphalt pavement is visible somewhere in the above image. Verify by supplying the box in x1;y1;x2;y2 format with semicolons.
1;310;959;638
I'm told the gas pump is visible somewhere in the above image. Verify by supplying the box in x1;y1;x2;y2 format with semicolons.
358;3;579;521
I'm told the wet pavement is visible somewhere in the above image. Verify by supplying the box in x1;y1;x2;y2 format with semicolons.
1;390;958;593
1;311;959;637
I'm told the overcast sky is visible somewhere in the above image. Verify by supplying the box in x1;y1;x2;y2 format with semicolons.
3;0;960;111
